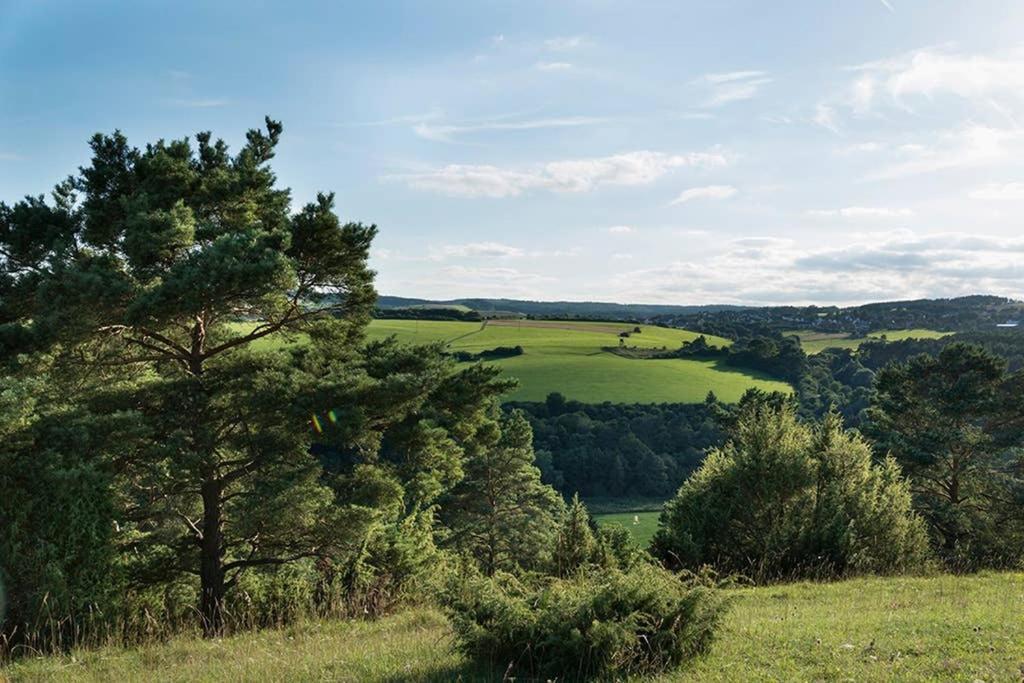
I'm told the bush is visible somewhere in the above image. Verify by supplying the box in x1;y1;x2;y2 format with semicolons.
653;404;930;581
445;564;727;680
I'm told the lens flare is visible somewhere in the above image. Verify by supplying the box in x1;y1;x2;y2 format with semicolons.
311;414;323;434
327;410;338;424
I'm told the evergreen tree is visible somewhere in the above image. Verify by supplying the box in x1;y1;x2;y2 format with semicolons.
654;402;929;580
553;494;597;576
0;119;507;636
867;343;1024;567
441;409;564;575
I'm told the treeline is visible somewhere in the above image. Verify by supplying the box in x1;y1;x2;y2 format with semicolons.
654;295;1020;336
508;394;727;498
676;334;805;382
798;329;1024;426
373;306;482;321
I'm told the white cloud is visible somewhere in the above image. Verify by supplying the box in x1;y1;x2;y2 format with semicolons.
607;225;634;234
544;36;586;50
823;47;1024;125
866;48;1024;106
413;115;604;142
694;70;772;107
431;242;524;259
535;61;573;71
611;253;634;260
392;150;728;198
968;182;1024;200
606;231;1024;306
669;185;738;205
439;265;556;285
879;0;895;13
806;206;914;218
866;125;1024;180
0;152;20;161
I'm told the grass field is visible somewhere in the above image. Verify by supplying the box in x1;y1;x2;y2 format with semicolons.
593;510;661;546
786;328;952;354
8;572;1021;682
360;319;791;403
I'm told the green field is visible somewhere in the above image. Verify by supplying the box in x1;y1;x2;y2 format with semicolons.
9;572;1020;682
362;319;791;403
786;328;952;354
593;510;661;546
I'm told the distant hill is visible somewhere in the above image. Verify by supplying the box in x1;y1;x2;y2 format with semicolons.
376;296;746;321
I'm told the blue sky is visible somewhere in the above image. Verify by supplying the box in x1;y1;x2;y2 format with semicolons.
2;0;1024;305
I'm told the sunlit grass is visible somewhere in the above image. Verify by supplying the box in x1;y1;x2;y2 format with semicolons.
7;573;1021;682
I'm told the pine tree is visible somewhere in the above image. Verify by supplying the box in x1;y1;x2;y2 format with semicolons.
442;409;564;575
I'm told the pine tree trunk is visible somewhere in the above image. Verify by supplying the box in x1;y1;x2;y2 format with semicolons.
200;479;225;637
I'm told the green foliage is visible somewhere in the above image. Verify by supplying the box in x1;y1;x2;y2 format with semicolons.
444;563;726;680
441;409;564;576
511;396;728;499
867;343;1024;569
552;495;598;577
654;402;930;580
0;120;514;646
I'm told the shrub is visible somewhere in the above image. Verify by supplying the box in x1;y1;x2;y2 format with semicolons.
445;564;726;680
653;404;930;581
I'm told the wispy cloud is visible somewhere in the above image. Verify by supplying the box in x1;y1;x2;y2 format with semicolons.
430;242;524;258
879;0;895;13
806;206;914;218
607;225;634;234
669;185;738;205
535;61;573;72
544;36;586;51
866;125;1024;180
694;70;772;107
813;103;840;133
413;115;604;142
0;152;21;161
391;150;728;198
969;182;1024;200
824;46;1024;124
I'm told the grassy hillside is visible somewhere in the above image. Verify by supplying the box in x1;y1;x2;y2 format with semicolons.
363;319;791;403
787;328;952;354
593;510;661;546
8;572;1020;682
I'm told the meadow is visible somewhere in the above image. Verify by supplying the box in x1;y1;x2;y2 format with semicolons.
593;510;661;546
361;319;791;403
8;572;1020;682
785;328;952;354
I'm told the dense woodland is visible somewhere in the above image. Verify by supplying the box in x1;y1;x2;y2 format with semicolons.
2;120;1022;680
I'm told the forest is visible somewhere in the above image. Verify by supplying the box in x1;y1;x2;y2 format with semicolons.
2;120;1023;681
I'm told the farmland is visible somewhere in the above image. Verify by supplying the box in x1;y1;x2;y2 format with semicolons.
362;319;792;403
786;328;952;354
10;572;1021;682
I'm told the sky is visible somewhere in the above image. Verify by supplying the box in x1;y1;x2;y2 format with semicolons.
2;0;1024;306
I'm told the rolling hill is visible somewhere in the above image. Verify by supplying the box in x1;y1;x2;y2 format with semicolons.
364;319;791;403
